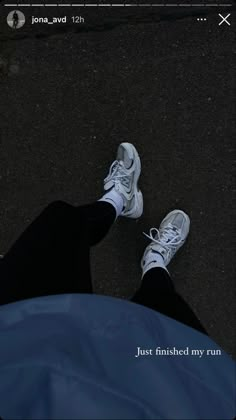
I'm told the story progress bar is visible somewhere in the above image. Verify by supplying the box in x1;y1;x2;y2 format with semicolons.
3;3;233;5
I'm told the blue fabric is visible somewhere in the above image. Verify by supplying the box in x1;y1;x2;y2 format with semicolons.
0;293;235;420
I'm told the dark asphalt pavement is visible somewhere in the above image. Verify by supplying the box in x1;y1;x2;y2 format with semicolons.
0;5;235;356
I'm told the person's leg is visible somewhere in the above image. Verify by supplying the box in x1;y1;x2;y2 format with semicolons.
132;267;208;334
0;200;115;305
131;210;208;335
0;142;143;305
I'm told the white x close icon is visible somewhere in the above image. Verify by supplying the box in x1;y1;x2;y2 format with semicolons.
218;13;231;26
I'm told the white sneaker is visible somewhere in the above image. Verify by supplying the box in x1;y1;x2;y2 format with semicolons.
103;143;143;218
141;210;190;275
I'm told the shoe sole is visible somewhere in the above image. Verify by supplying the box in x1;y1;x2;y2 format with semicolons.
120;142;143;219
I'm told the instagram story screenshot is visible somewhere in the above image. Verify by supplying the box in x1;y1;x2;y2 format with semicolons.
0;0;235;419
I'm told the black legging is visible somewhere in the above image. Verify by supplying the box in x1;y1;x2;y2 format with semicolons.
0;200;208;335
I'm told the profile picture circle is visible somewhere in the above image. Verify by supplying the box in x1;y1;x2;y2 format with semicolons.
7;10;25;29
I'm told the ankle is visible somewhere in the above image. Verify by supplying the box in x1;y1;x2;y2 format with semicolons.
142;250;169;278
99;189;124;218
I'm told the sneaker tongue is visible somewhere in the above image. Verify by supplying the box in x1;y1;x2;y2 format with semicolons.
160;225;178;243
151;243;167;258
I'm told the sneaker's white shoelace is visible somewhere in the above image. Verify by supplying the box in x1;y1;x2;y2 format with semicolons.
105;160;130;188
143;225;182;258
